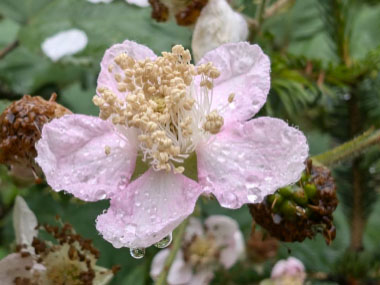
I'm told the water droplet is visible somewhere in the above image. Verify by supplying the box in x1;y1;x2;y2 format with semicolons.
95;190;107;200
130;247;145;259
221;192;239;208
119;140;126;148
154;233;172;248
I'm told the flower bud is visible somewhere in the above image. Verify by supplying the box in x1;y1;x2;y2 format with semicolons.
191;0;248;62
0;94;71;182
249;160;338;245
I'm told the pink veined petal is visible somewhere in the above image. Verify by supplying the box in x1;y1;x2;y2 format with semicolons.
204;215;244;269
35;114;138;202
196;117;309;209
0;253;34;283
97;40;156;99
197;42;270;124
96;169;203;248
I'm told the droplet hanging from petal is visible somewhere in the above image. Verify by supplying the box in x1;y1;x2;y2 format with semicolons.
130;247;145;259
154;233;172;248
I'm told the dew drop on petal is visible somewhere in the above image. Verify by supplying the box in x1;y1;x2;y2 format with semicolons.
130;247;145;259
247;188;258;203
221;192;239;208
95;190;107;200
154;233;173;249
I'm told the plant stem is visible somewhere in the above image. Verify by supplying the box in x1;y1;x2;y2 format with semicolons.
155;218;189;285
311;128;380;167
0;40;19;60
256;0;268;29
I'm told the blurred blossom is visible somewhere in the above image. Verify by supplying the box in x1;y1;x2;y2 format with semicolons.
36;39;308;251
0;196;116;285
270;257;306;285
192;0;248;62
150;215;244;284
0;94;71;183
41;29;88;62
87;0;149;6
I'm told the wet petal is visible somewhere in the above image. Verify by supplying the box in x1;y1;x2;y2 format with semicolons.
96;169;202;248
196;117;309;209
41;29;88;62
197;42;270;124
36;114;138;202
13;196;38;247
151;250;193;285
97;40;156;99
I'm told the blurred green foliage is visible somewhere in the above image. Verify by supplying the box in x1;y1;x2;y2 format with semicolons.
1;0;380;284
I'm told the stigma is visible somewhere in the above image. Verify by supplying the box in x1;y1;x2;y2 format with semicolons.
94;45;226;173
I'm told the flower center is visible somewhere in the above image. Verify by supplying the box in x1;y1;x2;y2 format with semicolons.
184;234;219;268
94;45;226;173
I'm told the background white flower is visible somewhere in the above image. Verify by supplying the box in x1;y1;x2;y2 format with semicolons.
41;29;88;62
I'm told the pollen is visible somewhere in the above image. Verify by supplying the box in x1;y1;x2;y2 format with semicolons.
94;45;224;173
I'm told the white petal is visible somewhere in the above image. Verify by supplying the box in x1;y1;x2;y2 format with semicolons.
185;217;204;242
13;196;38;246
189;270;214;285
125;0;149;7
205;215;244;268
192;0;248;63
41;29;88;62
0;253;34;283
150;250;193;285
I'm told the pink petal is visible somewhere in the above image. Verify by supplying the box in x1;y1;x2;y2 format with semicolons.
96;169;202;248
0;253;34;283
205;215;244;269
35;114;138;202
196;117;309;209
151;250;193;285
97;40;156;99
271;257;305;278
197;42;270;124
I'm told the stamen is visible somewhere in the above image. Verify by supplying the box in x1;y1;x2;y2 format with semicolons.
94;45;225;173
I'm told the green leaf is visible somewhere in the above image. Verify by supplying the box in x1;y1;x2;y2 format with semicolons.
59;83;99;116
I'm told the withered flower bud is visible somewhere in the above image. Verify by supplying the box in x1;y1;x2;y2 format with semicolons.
149;0;208;26
0;94;71;182
249;160;338;245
